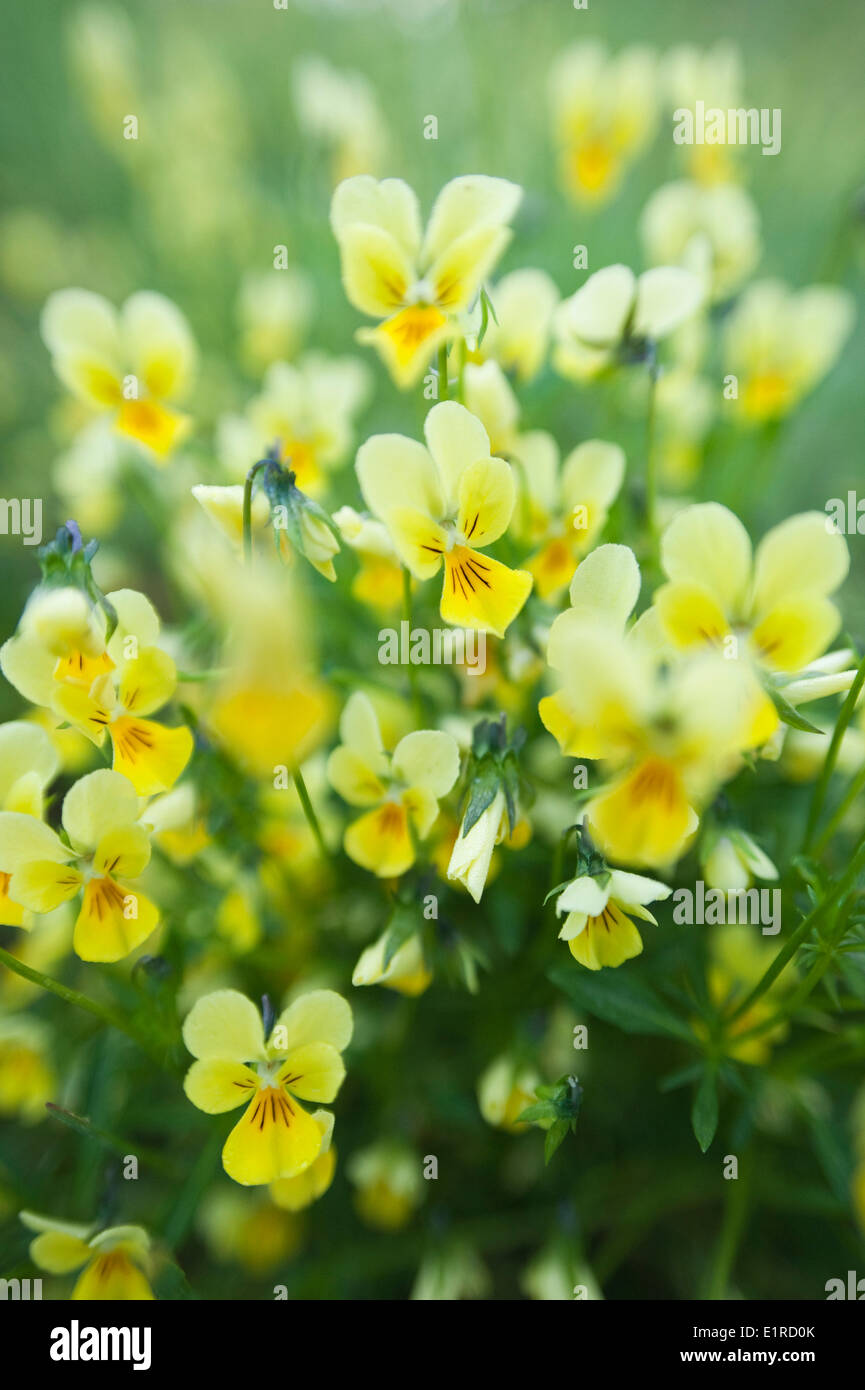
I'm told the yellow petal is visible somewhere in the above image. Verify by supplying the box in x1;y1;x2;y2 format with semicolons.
385;506;448;579
9;861;83;913
110;717;193;795
29;1230;91;1274
273;989;354;1055
422;175;522;271
61;767;139;853
270;1144;336;1212
527;536;579;599
427;224;512;311
423;401;491;511
655;581;733;650
73;877;159;963
92;824;151;878
661;502;752;615
589;759;696;867
356;432;445;524
344;801;415;877
457;455;516;547
208;681;332;777
183;1059;259;1113
358;305;450;387
0;812;71;873
752;511;849;610
222;1087;323;1185
117;647;177;716
330;176;422;259
278;1042;345;1103
51;676;114;746
182;988;267;1063
72;1251;154;1300
121;290;196;400
0;721;59;801
327;746;388;806
116;397;191;458
440;547;532;637
569;903;644;970
334;223;414;317
750;598;840;672
391;729;460;798
41;289;123;407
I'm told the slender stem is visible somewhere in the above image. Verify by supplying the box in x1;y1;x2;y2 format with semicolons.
0;946;164;1062
402;566;424;724
292;768;330;860
725;836;865;1026
704;1159;750;1299
455;337;466;404
242;459;270;563
813;763;865;855
437;343;450;401
644;351;659;551
805;649;865;849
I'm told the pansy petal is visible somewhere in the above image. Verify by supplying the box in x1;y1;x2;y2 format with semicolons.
385;506;449;578
92;825;151;878
273;989;354;1055
0;812;70;873
561;264;635;347
423;401;491;511
421;175;522;267
441;548;532;637
10;861;83;913
607;869;672;905
121;291;196;400
0;722;59;804
110;718;193;795
73;879;159;963
345;800;415;877
279;1042;346;1103
634;266;703;339
655;581;733;650
336;224;414;317
752;511;849;611
326;746;387;806
331;176;423;261
182;988;267;1063
117;647;177;716
457;455;516;548
358;306;450;387
356;433;445;522
72;1252;154;1301
61;768;139;853
566;543;641;627
749;597;840;672
29;1230;92;1275
183;1059;259;1114
222;1088;323;1185
557;875;610;917
661;503;752;614
392;729;460;798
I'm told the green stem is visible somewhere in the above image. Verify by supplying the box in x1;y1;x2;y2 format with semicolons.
292;768;330;860
46;1103;181;1178
704;1160;750;1299
644;354;659;552
805;649;865;850
725;836;865;1026
242;459;270;563
402;566;424;724
813;763;865;855
455;337;466;404
0;946;135;1039
437;343;450;401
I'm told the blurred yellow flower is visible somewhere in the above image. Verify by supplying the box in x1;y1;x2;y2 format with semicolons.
549;43;658;205
331;174;522;386
21;1211;154;1300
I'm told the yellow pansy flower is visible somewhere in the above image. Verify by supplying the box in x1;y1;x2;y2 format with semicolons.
654;504;851;703
182;988;352;1186
722;280;855;425
198;1188;304;1272
333;506;404;614
219;353;370;496
235;267;314;373
327;691;459;878
553;263;704;382
510;435;626;600
21;1211;154;1300
2;587;193;797
663;41;744;185
0;720;59;927
270;1109;337;1211
347;1142;423;1231
701;828;778;892
641;180;760;302
477;1054;540;1132
41;288;197;459
446;788;510;905
540;544;767;866
0;1016;55;1122
555;866;671;971
331;174;522;386
0;768;159;962
549;43;658;205
293;56;389;185
353;928;433;996
356;401;532;636
464;267;560;381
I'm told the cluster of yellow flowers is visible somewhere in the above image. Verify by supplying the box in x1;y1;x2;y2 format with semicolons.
1;26;862;1299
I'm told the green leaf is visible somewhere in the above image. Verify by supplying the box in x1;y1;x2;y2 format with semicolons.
516;1101;558;1124
544;1119;570;1165
691;1069;719;1153
548;963;695;1042
768;686;823;735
